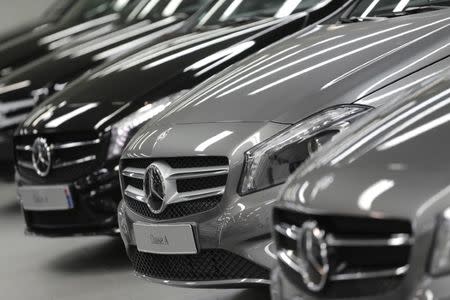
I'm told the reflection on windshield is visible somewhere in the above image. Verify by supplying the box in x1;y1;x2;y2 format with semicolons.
197;0;321;27
349;0;450;18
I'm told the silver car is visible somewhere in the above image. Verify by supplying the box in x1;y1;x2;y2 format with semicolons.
118;6;450;288
271;72;450;299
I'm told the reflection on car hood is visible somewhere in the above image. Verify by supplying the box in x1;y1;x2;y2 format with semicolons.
280;76;450;231
156;10;450;125
18;19;279;133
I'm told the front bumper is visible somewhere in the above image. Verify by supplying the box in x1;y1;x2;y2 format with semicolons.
19;166;121;237
118;185;281;288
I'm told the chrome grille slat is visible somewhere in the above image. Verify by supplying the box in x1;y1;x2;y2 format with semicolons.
278;250;409;282
53;155;97;169
168;166;230;179
276;223;413;247
124;185;146;202
122;167;145;179
16;138;100;151
17;160;33;169
175;186;225;203
329;265;410;281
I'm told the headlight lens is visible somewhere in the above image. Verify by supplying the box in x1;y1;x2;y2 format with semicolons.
238;105;370;195
430;208;450;276
107;90;188;159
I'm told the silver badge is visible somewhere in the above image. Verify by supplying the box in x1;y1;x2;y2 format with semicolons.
144;162;172;214
294;221;329;292
31;137;52;177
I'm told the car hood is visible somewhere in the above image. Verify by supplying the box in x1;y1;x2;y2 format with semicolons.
279;76;450;233
154;10;450;126
18;19;280;134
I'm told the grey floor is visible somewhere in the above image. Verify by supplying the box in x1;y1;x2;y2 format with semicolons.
0;179;270;300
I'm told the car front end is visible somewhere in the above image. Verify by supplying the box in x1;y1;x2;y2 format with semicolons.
271;73;450;300
117;8;450;288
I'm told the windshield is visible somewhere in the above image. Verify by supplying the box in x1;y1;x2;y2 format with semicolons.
127;0;209;22
58;0;139;24
348;0;450;18
195;0;321;27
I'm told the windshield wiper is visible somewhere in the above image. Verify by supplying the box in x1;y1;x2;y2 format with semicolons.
340;5;448;23
376;5;448;17
339;16;384;23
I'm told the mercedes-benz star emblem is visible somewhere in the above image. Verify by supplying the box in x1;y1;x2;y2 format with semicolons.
294;221;329;292
144;162;167;213
31;137;52;177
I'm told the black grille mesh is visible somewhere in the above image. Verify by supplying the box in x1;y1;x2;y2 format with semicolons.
177;174;228;193
125;195;221;220
131;248;270;281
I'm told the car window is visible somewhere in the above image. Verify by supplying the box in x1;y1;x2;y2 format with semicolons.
348;0;450;18
196;0;322;27
131;0;209;21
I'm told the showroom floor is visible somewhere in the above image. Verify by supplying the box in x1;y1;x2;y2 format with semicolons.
0;177;270;300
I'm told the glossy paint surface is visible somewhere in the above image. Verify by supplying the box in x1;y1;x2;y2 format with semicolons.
273;74;450;300
154;10;450;125
119;9;450;286
16;0;349;135
0;0;139;73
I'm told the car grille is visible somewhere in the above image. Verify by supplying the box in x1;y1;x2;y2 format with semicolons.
15;132;106;184
273;207;412;298
120;157;228;220
0;98;36;131
130;248;270;282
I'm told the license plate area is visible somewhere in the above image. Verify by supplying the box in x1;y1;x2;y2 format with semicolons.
18;185;74;211
134;222;198;254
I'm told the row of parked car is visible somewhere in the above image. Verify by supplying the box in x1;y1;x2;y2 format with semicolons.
2;0;450;298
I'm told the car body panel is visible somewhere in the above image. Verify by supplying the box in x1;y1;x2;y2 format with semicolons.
272;73;450;300
118;8;450;287
152;10;450;125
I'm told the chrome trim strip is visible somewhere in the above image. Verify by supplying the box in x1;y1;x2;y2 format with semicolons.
330;265;410;281
135;271;270;287
326;234;413;247
168;166;229;180
16;139;100;151
17;160;33;169
16;145;31;151
275;223;299;240
124;185;146;203
122;167;145;180
176;186;225;202
53;155;96;169
276;223;412;247
51;139;101;150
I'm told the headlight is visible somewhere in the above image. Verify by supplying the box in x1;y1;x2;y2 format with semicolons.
238;105;370;195
107;90;188;159
430;208;450;276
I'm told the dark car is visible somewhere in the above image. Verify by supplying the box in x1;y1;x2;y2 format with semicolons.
0;0;207;162
115;6;450;288
0;0;143;77
271;70;450;300
13;0;350;237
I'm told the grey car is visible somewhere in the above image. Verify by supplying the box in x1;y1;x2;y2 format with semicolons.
118;6;450;288
271;71;450;300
